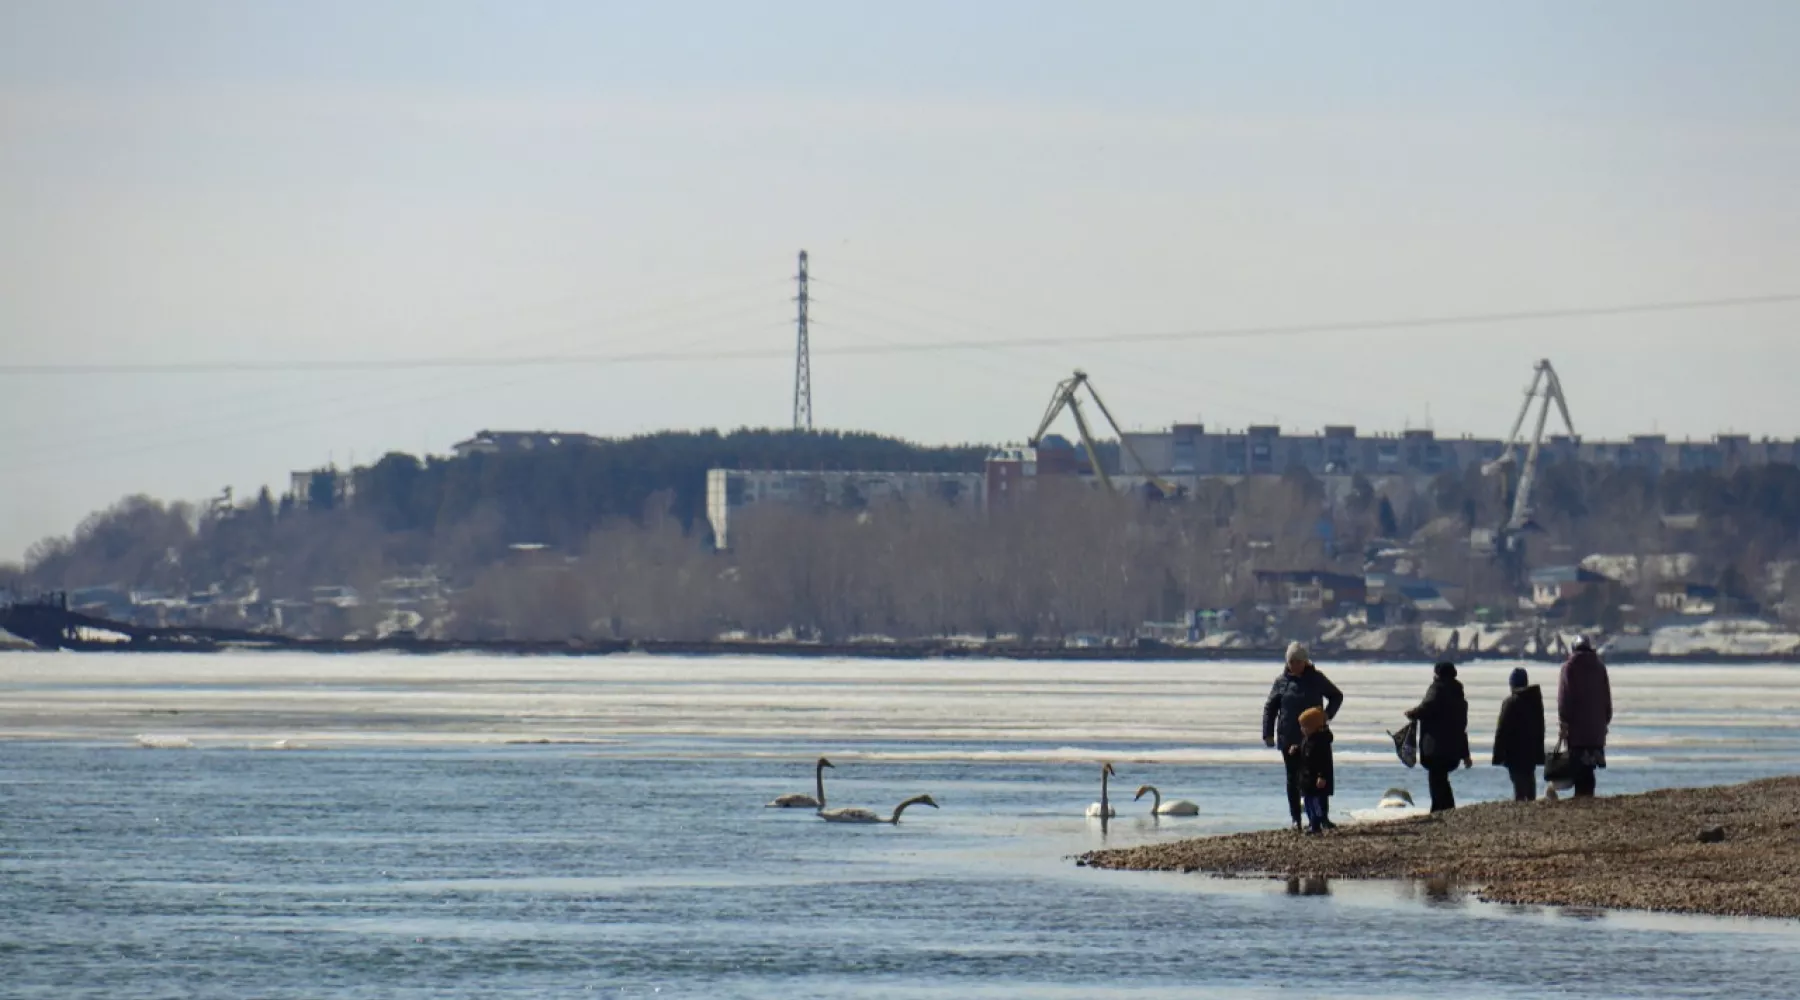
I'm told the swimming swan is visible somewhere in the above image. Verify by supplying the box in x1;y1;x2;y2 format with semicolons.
1133;784;1199;816
767;757;833;808
1086;762;1117;818
817;794;939;825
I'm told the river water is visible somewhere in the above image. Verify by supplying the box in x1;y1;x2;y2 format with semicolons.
2;653;1798;998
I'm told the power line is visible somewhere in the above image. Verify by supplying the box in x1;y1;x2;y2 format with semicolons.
0;319;786;464
4;290;1796;376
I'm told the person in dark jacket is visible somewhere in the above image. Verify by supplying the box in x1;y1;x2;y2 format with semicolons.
1262;641;1345;831
1558;637;1613;797
1492;666;1546;801
1296;706;1335;834
1405;661;1471;813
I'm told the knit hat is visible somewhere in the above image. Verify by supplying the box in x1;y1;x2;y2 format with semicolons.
1285;641;1312;667
1573;636;1595;653
1298;706;1327;732
1434;661;1458;680
1508;667;1529;690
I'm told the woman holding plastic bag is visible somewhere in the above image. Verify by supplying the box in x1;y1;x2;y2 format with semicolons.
1405;661;1472;813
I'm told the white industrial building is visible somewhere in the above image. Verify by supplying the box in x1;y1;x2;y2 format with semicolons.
705;469;985;550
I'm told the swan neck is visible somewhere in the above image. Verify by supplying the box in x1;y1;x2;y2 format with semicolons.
814;760;827;808
888;795;930;824
1100;768;1109;808
1147;786;1161;811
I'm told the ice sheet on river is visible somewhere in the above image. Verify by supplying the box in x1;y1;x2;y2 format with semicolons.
2;653;1796;765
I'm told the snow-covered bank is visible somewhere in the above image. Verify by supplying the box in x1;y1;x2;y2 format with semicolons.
1650;617;1800;658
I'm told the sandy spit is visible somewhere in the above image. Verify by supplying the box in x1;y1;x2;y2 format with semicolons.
1079;777;1800;919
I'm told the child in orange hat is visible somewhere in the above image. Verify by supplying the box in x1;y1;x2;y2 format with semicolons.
1297;706;1335;833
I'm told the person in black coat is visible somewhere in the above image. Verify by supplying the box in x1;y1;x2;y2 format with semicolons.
1262;641;1345;831
1492;666;1546;801
1405;661;1471;813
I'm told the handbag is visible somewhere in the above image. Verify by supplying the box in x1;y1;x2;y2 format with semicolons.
1387;719;1418;769
1544;734;1573;785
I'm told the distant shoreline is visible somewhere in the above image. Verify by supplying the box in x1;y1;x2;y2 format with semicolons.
4;598;1796;662
1;635;1796;664
3;632;1798;664
1078;777;1800;920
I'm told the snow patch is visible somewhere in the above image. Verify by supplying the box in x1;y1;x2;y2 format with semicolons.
1651;618;1800;658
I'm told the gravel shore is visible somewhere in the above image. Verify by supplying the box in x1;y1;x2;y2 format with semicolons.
1079;777;1800;919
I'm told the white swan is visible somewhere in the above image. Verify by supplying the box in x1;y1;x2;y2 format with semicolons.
767;756;833;808
1086;762;1117;818
1377;787;1415;809
1133;784;1199;816
1347;787;1424;825
817;794;939;825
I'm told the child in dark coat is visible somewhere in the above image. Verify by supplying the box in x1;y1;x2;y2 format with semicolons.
1296;706;1335;833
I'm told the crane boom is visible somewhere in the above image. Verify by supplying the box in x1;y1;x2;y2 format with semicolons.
1483;363;1547;476
1080;378;1166;489
1027;369;1182;497
1482;358;1576;533
1066;395;1113;491
1031;372;1085;447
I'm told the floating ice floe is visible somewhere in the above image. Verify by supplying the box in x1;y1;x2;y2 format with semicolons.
134;734;195;750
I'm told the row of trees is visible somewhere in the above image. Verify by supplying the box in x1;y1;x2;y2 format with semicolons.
449;481;1313;641
440;463;1800;641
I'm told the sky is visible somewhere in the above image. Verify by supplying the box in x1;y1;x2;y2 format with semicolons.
2;1;1798;560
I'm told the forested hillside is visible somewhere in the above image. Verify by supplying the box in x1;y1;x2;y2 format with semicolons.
8;432;1800;642
10;428;989;596
348;428;989;550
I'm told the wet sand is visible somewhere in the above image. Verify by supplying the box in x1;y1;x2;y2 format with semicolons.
1080;777;1800;919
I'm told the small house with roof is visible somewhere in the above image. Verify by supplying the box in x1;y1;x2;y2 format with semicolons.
1529;565;1613;609
1254;570;1367;613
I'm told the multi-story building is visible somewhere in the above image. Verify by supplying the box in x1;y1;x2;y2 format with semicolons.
1121;424;1798;480
982;436;1088;507
705;469;986;550
286;467;355;510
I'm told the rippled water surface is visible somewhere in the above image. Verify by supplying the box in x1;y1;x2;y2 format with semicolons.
3;653;1799;998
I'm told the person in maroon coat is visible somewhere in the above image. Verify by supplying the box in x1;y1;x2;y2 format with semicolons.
1558;637;1613;798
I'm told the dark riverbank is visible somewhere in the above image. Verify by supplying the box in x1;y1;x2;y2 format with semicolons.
1079;777;1800;920
3;599;1793;662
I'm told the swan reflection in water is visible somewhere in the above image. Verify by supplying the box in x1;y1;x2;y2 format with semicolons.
1286;876;1332;897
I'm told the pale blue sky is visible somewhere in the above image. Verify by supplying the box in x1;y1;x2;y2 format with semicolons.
3;1;1799;559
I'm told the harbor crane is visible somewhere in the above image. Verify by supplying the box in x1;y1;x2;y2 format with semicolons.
1480;358;1576;555
1029;370;1183;498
